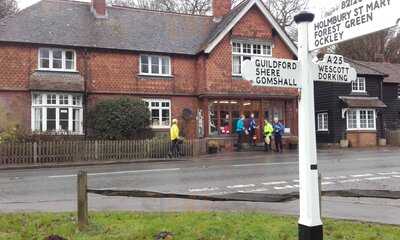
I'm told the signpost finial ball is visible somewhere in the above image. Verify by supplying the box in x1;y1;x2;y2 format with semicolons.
294;11;314;23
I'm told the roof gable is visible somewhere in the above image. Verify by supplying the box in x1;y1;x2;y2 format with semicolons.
204;0;297;56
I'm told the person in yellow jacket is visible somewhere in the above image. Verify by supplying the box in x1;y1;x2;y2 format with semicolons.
169;119;181;158
263;119;273;152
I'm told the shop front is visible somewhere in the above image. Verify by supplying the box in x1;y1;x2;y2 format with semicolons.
200;96;298;151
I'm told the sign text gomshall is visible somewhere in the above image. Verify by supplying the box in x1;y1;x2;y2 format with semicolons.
254;59;298;87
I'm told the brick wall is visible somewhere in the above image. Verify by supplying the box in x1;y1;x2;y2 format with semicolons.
88;50;197;95
0;91;31;131
204;6;298;97
347;132;377;147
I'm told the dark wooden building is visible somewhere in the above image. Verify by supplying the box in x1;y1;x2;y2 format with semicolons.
352;61;400;131
314;59;388;147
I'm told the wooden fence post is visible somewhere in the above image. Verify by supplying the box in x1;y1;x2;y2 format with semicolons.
94;140;99;160
33;142;38;164
77;171;88;230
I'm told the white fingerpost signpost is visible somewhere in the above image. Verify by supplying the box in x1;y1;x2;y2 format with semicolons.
294;12;323;240
241;1;399;240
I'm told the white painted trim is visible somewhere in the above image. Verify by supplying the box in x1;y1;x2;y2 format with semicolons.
317;112;328;132
142;98;172;129
351;77;367;93
204;0;297;56
346;108;376;131
139;54;172;76
38;48;77;72
31;92;84;134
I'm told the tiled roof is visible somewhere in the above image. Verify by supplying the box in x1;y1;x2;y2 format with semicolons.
339;96;387;108
29;71;85;92
0;0;217;55
353;61;400;83
345;59;387;76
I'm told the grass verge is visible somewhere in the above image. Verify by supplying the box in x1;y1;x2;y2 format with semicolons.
0;212;399;240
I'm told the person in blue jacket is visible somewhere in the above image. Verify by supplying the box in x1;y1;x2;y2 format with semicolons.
273;117;285;153
236;114;246;151
248;113;257;146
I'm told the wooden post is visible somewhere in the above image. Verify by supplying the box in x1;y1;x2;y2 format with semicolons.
33;142;38;164
77;171;88;230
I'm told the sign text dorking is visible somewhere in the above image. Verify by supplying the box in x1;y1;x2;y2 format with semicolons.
241;58;300;88
309;0;400;50
313;54;357;83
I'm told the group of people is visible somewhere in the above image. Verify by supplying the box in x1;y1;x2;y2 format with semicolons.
169;115;285;158
236;114;284;153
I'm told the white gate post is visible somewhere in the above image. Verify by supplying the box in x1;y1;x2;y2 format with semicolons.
294;12;323;240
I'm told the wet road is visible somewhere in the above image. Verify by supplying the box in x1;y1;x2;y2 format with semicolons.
0;148;399;224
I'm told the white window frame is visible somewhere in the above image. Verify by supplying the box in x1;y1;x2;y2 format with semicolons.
398;84;400;99
139;55;172;77
38;48;77;72
317;112;329;132
143;99;171;129
352;77;366;93
346;109;376;131
31;93;83;134
232;41;273;76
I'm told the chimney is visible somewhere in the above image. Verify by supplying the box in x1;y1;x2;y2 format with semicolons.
213;0;231;21
91;0;107;18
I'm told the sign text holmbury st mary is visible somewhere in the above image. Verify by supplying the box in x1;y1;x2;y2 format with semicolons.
309;0;400;50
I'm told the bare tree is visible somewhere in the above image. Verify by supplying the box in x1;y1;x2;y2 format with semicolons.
0;0;18;19
334;27;400;63
108;0;210;15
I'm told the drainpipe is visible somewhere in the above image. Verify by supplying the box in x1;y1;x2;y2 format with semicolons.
83;48;90;139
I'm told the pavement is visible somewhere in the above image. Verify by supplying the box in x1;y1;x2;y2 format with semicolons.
0;148;400;225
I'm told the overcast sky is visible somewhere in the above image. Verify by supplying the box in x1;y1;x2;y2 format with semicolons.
18;0;336;13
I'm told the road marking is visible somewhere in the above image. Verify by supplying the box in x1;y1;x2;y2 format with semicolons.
323;176;347;180
321;181;335;185
238;188;268;193
377;172;400;175
232;162;297;167
365;176;391;181
189;187;219;193
262;181;288;186
274;185;295;190
339;179;363;183
227;184;256;189
293;179;300;183
48;168;181;178
392;175;400;178
350;174;373;178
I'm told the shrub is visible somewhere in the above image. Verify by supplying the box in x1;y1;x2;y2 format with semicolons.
88;98;153;140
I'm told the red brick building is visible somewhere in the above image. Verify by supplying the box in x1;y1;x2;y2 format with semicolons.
0;0;298;144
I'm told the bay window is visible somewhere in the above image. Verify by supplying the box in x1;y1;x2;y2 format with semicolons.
31;93;83;134
39;48;76;71
144;99;171;128
232;41;272;76
347;109;376;130
140;55;171;76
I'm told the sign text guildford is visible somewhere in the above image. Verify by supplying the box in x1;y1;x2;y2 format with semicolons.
309;0;400;50
241;58;300;88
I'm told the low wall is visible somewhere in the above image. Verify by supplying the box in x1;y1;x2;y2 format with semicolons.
347;131;377;148
387;130;400;146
